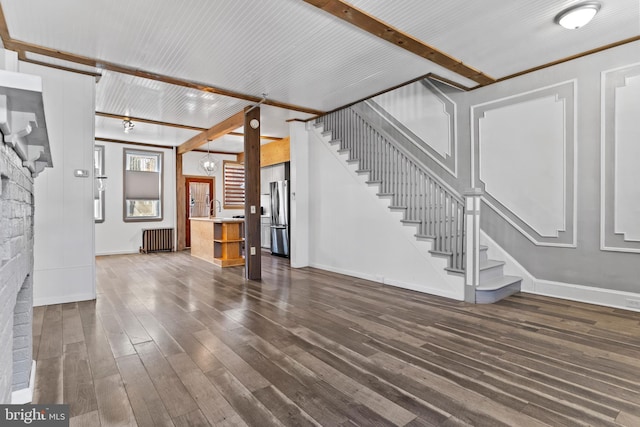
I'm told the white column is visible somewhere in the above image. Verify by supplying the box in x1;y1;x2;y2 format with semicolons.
464;188;483;303
289;121;310;268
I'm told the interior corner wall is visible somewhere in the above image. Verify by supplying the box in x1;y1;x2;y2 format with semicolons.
95;142;176;255
462;40;640;296
18;62;97;307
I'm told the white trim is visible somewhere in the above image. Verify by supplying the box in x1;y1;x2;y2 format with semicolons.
472;80;577;248
11;360;36;404
364;80;458;177
481;198;577;248
96;249;140;256
532;280;640;313
308;262;463;301
600;63;640;253
34;292;96;307
481;230;640;312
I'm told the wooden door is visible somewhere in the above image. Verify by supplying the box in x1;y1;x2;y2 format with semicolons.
185;177;214;248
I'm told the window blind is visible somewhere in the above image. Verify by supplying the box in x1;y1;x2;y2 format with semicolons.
223;161;245;209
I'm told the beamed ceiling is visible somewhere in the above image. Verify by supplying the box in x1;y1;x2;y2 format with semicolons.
1;0;638;152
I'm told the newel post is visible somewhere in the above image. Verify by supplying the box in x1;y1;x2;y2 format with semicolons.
464;188;483;303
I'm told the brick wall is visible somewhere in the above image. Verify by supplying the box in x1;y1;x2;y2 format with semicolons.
0;142;35;403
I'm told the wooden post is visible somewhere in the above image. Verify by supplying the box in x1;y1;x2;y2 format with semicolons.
176;151;186;251
244;106;261;280
464;188;483;303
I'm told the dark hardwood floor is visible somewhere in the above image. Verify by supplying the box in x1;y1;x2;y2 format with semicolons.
32;251;640;426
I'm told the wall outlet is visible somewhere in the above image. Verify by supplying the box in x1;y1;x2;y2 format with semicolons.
626;299;640;309
250;205;256;214
250;246;256;256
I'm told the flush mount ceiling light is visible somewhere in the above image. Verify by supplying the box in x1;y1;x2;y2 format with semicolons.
199;141;219;176
123;119;135;133
555;2;601;29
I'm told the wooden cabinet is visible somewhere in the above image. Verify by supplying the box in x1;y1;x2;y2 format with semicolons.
260;163;286;195
213;220;245;267
190;218;244;267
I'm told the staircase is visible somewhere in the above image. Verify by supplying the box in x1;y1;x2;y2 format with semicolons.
315;106;521;304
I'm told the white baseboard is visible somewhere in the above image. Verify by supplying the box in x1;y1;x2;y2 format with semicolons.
532;279;640;312
481;230;640;312
309;263;463;301
33;292;96;307
11;360;35;404
95;249;140;256
309;262;380;283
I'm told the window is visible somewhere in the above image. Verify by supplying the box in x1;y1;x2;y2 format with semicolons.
123;148;163;221
223;160;245;209
94;145;105;223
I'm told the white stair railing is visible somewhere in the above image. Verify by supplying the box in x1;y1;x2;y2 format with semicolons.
317;107;466;273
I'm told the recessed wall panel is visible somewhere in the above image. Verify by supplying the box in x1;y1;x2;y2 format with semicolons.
602;63;640;252
472;81;576;247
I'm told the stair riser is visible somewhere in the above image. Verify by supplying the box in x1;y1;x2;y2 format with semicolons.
480;264;504;282
476;281;521;304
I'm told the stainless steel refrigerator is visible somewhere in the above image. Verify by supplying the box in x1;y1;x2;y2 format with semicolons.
270;180;289;257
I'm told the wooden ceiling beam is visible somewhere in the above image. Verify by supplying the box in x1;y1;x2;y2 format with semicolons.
303;0;495;86
177;111;245;155
7;38;324;115
95;111;283;141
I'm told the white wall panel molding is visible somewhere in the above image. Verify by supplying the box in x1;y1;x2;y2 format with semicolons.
601;62;640;253
471;81;577;247
365;79;457;176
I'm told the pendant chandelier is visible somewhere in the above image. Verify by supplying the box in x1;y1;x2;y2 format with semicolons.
199;141;219;176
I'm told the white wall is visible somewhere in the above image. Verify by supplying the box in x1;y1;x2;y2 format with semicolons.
302;126;464;300
95;142;176;255
182;151;244;218
19;62;97;306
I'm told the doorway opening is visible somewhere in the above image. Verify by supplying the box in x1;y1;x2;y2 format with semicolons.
185;177;214;248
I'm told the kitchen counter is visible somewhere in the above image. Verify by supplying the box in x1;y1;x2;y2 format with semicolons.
190;217;244;267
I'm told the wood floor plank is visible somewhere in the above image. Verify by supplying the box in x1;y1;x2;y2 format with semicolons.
62;303;85;345
77;300;119;380
192;329;270;392
204;368;284;427
167;352;246;426
63;342;98;418
69;410;101;427
94;373;137;427
32;305;45;359
115;353;175;427
98;312;137;358
32;356;63;404
34;252;640;427
134;341;199;419
38;304;63;359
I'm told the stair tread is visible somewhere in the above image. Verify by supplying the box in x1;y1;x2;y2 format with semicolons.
366;180;383;184
388;205;407;210
415;234;436;240
479;245;488;251
355;169;371;173
480;259;505;270
401;219;421;224
430;250;452;256
477;275;522;291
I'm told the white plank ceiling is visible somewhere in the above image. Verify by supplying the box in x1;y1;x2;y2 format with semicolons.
2;0;638;151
